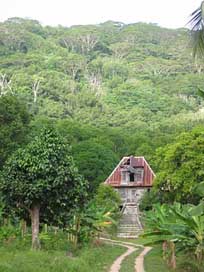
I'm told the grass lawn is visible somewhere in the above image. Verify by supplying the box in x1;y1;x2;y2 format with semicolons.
0;242;125;272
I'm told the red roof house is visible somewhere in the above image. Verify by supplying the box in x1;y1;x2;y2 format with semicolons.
105;155;155;204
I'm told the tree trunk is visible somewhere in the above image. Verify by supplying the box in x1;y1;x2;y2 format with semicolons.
169;241;176;269
162;240;168;260
30;204;40;250
21;219;27;237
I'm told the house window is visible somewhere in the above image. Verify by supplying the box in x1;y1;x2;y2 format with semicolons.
128;168;144;182
121;171;128;184
135;168;144;182
130;173;135;182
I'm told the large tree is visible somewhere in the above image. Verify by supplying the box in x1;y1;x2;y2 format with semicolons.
154;126;204;204
0;128;88;249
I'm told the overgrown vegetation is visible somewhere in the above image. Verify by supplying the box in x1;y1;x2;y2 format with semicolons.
1;17;204;189
1;14;204;271
142;183;204;269
0;232;125;272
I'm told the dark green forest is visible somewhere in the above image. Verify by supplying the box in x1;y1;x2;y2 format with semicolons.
1;17;204;192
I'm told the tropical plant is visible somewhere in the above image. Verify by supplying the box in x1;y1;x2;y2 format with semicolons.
189;1;204;57
67;203;116;247
142;203;178;268
94;184;121;214
143;203;204;268
172;204;204;263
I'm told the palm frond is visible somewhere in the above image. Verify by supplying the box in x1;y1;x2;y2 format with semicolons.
188;1;204;57
197;88;204;99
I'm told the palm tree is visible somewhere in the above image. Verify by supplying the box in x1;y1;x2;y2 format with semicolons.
189;1;204;57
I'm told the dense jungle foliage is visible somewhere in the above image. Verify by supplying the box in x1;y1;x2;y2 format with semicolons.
1;15;204;270
1;17;204;193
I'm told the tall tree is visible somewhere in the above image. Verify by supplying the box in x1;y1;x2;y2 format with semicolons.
0;128;88;249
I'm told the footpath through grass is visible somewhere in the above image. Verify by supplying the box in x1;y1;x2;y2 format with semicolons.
120;247;142;272
115;236;204;272
126;237;204;272
0;241;125;272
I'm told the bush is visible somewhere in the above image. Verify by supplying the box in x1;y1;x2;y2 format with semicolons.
139;190;161;211
94;184;121;214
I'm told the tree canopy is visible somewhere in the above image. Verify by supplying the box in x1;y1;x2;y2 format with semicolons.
1;18;204;196
154;127;204;204
0;128;88;248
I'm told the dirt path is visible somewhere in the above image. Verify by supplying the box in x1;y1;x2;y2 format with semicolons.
135;246;152;272
100;238;151;272
109;243;136;272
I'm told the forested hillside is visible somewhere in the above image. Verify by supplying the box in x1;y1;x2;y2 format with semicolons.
1;17;204;190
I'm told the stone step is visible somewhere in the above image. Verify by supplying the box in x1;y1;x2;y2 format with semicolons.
119;221;141;225
120;220;139;224
120;224;141;227
120;216;138;219
117;234;138;238
117;203;143;238
117;231;141;236
120;219;138;222
120;216;139;220
118;224;141;228
118;227;142;231
117;232;141;236
119;223;142;226
120;217;138;221
118;231;141;236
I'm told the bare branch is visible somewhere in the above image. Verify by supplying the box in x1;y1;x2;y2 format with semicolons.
0;73;12;96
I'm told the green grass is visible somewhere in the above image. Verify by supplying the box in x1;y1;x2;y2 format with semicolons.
115;237;204;272
120;247;142;272
142;243;204;272
144;245;172;272
0;242;125;272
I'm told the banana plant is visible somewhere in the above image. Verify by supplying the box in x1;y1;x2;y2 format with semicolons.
171;206;204;263
191;181;204;216
142;203;180;269
67;204;116;246
143;203;204;268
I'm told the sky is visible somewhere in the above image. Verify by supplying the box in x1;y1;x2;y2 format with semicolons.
0;0;202;29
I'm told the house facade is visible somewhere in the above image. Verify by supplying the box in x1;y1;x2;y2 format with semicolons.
104;155;155;205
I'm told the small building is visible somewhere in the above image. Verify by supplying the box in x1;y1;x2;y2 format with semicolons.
104;155;155;204
104;155;155;238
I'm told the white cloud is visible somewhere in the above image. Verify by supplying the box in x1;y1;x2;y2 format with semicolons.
0;0;202;28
